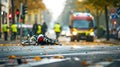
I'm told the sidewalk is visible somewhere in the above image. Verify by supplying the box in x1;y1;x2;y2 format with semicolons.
0;37;21;46
60;38;120;46
95;38;120;45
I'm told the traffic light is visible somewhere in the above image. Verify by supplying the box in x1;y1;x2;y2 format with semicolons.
113;21;117;25
16;9;20;17
22;5;27;15
112;19;117;25
8;13;12;19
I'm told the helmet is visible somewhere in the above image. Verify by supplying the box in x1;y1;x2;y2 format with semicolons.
37;34;44;42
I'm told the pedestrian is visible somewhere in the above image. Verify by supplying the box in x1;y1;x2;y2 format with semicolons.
42;22;47;35
54;23;61;41
37;24;42;35
32;21;38;35
10;23;18;40
2;22;9;41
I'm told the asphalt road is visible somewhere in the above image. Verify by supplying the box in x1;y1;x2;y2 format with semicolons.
0;45;120;58
0;45;120;67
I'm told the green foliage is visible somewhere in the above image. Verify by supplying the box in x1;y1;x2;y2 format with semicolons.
75;0;120;15
97;25;106;38
112;0;120;7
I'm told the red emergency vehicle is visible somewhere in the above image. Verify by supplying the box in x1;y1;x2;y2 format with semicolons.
69;12;95;42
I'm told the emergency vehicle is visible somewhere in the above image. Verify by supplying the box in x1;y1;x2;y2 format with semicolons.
69;12;95;42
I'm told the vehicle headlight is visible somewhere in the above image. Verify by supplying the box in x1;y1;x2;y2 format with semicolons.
90;32;94;36
72;31;77;35
66;32;71;36
61;31;65;35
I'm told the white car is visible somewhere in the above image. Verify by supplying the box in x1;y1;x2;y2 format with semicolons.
46;29;56;39
61;26;71;37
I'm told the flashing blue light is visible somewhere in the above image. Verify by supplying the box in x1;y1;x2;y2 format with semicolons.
73;12;92;17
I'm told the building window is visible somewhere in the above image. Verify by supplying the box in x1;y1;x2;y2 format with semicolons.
28;14;31;23
34;14;38;22
5;0;8;2
2;0;8;2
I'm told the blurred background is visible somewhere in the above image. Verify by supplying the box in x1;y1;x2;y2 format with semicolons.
0;0;120;42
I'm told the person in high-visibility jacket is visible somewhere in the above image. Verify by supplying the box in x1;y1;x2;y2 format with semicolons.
37;24;42;35
11;23;18;40
2;22;9;41
54;23;61;40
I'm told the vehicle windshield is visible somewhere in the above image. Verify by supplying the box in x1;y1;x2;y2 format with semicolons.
72;20;93;29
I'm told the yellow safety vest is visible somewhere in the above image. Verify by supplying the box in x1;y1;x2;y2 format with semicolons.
54;24;61;32
11;24;17;32
37;25;42;34
2;24;9;32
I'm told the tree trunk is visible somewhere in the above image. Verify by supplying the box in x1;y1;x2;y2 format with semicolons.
96;8;101;38
105;5;110;41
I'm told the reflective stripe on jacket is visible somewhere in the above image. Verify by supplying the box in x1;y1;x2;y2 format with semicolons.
37;25;42;34
11;24;17;32
2;24;8;32
54;24;61;32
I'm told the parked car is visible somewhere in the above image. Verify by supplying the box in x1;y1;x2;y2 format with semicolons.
46;28;56;39
60;26;71;37
17;24;33;36
116;26;120;40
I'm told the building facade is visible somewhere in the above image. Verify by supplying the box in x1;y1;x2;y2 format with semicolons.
25;9;52;25
0;0;10;37
1;0;9;24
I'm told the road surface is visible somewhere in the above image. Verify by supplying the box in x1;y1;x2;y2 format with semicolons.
0;45;120;67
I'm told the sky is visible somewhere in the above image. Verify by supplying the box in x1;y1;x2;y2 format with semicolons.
43;0;66;22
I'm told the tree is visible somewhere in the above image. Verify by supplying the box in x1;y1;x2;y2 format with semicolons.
75;0;120;38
